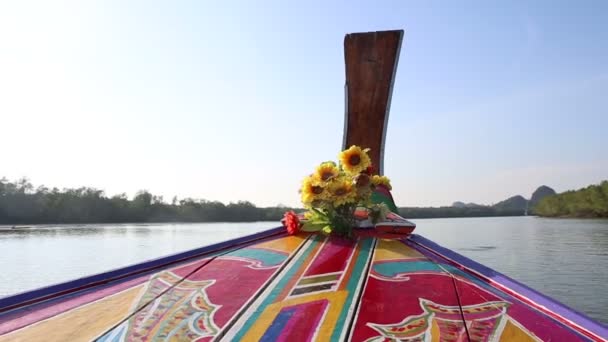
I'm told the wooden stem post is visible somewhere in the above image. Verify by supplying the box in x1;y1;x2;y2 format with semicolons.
342;30;404;175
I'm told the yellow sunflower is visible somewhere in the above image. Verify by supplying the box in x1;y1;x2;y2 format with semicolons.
313;162;340;184
339;145;371;175
300;176;326;205
328;178;357;206
371;175;392;190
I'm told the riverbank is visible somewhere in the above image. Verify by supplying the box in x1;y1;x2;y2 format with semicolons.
534;181;608;218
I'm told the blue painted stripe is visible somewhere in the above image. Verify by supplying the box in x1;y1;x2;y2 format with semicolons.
96;321;126;341
373;260;442;277
259;307;296;341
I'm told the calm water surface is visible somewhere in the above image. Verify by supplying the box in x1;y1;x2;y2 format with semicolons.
0;222;273;296
0;217;606;324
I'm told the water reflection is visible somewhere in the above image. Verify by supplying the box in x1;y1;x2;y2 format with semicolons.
0;222;278;297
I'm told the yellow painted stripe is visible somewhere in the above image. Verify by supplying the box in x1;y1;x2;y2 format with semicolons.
374;239;424;262
253;233;309;253
0;285;144;342
242;291;348;341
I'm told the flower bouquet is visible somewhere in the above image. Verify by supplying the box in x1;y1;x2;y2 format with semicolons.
283;145;394;238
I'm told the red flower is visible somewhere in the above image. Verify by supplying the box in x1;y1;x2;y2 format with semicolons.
282;211;300;235
364;165;375;175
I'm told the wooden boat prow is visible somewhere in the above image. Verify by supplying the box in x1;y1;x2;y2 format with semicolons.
0;30;606;342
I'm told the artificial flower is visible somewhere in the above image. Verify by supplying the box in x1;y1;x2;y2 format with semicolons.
369;203;390;223
339;145;371;175
313;162;339;183
354;173;373;199
354;173;371;188
300;176;325;205
328;178;357;206
372;175;392;190
283;211;301;235
289;146;395;238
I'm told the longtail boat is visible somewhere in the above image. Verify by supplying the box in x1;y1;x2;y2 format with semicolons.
0;30;606;342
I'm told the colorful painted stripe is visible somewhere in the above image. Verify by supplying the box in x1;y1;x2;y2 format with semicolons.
224;235;375;341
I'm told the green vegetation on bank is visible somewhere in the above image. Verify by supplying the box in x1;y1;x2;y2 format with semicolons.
399;206;525;219
534;181;608;218
0;178;296;224
399;186;557;218
3;177;606;224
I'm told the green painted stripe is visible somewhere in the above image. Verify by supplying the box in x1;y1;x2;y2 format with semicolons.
371;190;398;212
331;237;375;341
298;273;340;285
226;248;287;267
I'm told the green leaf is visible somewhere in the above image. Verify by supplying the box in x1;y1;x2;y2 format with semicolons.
301;222;325;232
322;225;333;234
311;208;329;220
308;218;330;225
311;207;325;215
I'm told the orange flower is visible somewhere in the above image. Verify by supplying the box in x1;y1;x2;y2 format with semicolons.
283;211;301;235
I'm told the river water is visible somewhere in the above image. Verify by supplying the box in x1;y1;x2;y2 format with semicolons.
0;216;606;324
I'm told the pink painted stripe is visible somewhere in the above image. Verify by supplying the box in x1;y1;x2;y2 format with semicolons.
0;275;148;335
303;236;355;277
277;300;329;342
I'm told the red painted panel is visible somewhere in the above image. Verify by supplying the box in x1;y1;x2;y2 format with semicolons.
97;237;305;341
197;258;277;327
352;269;467;341
303;236;355;277
453;277;588;341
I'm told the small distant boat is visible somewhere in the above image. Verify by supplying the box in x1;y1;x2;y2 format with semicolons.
0;226;32;231
0;30;605;342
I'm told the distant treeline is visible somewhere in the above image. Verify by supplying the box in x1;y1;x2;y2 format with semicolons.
534;181;608;218
0;178;297;224
399;206;525;219
4;177;606;224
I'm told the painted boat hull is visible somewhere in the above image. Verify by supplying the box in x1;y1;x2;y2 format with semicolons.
0;229;605;341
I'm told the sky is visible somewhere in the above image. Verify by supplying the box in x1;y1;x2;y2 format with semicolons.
0;1;606;207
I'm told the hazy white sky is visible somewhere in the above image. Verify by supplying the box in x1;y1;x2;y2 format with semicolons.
1;1;607;207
